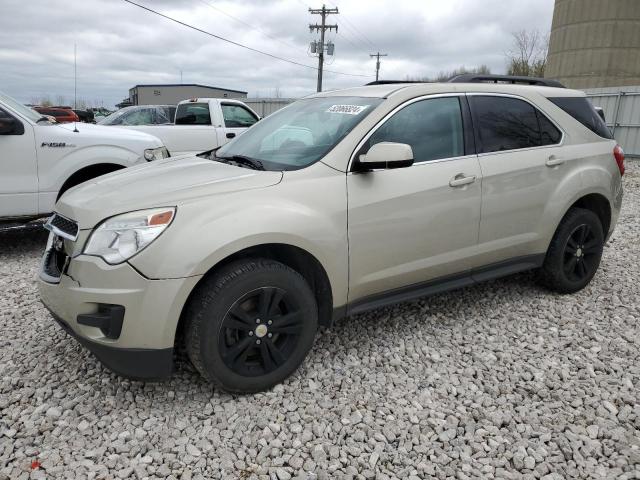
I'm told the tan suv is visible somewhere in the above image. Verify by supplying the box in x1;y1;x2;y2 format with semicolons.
39;75;624;393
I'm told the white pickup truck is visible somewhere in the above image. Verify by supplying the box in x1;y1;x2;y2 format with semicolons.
0;91;169;221
117;98;260;156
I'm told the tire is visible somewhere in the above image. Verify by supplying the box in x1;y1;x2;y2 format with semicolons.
537;208;604;293
184;259;318;393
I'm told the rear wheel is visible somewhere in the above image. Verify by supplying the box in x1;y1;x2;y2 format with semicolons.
538;208;604;293
185;259;318;393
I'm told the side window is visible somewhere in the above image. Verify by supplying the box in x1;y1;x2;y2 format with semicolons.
154;107;172;124
469;96;542;153
537;111;562;145
362;97;465;163
221;104;259;128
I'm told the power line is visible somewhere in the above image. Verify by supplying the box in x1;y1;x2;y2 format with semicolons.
122;0;371;78
326;1;377;50
195;0;308;57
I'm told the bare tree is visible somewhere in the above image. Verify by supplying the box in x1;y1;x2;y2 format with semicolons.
506;29;549;77
55;94;68;107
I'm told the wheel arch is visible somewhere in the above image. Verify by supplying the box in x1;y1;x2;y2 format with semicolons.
58;163;126;200
568;193;611;237
174;242;334;350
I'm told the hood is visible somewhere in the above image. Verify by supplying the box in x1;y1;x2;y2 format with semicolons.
53;122;163;146
56;155;283;229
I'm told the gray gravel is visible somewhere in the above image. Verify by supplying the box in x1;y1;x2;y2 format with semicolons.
1;163;639;480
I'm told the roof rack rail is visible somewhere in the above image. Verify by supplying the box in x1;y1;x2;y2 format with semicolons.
448;74;565;88
365;80;425;86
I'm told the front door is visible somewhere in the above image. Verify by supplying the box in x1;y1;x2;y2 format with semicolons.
219;103;260;145
347;96;482;302
0;108;38;217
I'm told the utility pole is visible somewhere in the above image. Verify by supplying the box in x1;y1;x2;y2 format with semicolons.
74;43;77;109
309;5;338;92
370;52;387;82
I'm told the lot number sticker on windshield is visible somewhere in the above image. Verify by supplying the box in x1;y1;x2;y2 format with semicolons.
327;105;369;115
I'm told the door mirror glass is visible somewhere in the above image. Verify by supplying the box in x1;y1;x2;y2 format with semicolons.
357;142;414;170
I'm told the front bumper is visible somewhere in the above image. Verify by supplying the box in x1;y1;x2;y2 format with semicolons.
38;252;201;380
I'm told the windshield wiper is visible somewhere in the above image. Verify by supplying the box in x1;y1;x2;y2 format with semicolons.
36;116;52;123
216;154;265;171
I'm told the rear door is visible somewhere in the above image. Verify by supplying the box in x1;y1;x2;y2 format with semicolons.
347;95;482;302
468;94;566;268
0;107;38;216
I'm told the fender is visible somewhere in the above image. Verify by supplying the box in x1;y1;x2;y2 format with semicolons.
538;159;617;252
129;178;349;307
37;144;141;194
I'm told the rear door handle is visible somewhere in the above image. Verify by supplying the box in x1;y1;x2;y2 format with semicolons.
449;174;476;187
226;132;236;139
546;155;564;167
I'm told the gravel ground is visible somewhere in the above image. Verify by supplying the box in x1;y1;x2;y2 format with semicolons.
1;163;639;480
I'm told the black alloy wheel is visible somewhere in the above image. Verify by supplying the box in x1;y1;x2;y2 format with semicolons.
185;259;318;393
219;286;304;377
563;223;601;282
538;207;604;293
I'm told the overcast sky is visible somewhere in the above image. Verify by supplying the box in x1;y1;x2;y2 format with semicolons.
0;0;554;108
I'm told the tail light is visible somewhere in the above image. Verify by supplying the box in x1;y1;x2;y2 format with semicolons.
614;144;625;176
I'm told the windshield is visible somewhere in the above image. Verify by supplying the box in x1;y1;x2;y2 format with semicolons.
99;107;136;125
216;96;382;170
0;91;44;123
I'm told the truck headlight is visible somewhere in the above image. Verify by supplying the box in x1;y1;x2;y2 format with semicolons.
84;208;175;264
144;146;170;161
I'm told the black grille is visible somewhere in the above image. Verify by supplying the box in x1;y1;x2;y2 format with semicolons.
49;214;78;238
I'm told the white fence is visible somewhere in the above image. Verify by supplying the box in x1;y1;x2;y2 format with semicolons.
243;98;295;118
584;86;640;157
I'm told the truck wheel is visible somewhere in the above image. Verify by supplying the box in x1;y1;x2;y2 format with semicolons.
537;208;604;293
184;259;318;393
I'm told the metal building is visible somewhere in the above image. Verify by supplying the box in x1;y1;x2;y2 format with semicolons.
128;84;247;106
586;86;640;157
546;0;640;89
243;98;295;117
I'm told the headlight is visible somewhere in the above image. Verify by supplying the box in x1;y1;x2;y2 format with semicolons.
144;146;170;161
84;207;175;264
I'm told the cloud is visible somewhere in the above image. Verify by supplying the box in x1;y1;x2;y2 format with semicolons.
0;0;554;108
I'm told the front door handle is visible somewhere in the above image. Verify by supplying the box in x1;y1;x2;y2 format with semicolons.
546;155;564;167
226;132;236;139
449;174;476;187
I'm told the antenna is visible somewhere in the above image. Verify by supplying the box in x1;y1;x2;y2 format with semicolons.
73;43;79;133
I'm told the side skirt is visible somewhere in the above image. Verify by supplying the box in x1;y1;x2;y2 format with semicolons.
333;254;545;321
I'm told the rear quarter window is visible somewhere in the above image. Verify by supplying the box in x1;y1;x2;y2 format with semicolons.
175;103;211;125
548;97;613;139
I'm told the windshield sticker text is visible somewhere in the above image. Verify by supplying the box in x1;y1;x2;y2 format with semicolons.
326;105;368;115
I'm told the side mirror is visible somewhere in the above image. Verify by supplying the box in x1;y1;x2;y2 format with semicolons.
356;142;414;171
0;117;18;135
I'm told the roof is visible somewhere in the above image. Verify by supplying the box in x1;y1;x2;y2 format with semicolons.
131;84;247;94
310;82;585;100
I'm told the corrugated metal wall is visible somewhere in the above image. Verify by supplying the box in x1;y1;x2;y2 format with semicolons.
585;86;640;157
243;98;294;117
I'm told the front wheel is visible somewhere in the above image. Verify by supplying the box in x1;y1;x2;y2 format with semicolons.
537;208;604;293
184;259;318;393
